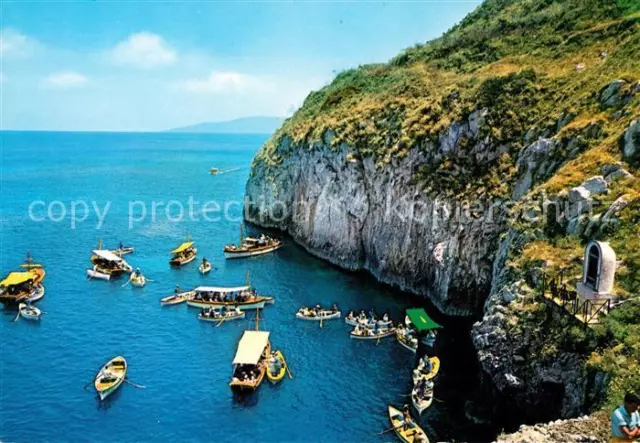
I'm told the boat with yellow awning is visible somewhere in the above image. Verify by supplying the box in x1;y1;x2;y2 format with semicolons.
169;234;197;266
0;253;46;305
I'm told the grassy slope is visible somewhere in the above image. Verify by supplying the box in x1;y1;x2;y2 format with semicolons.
254;0;640;414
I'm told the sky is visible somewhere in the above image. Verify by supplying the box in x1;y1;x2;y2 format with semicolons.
0;1;480;132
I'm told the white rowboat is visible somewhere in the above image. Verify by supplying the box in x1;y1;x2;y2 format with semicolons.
18;303;41;321
296;309;341;321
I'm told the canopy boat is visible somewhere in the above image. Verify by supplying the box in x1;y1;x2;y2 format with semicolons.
169;240;197;266
88;249;133;280
396;327;418;353
18;303;41;321
266;350;286;384
229;330;271;391
160;290;195;306
387;405;429;443
198;307;245;322
94;356;127;401
296;306;341;321
198;261;212;275
224;226;283;259
0;255;46;305
350;325;396;340
187;286;270;310
405;308;442;347
412;380;434;415
413;356;440;384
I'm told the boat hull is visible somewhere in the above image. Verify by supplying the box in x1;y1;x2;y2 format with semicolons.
224;243;282;259
198;312;245;322
18;303;41;321
412;390;434;415
266;351;286;384
87;269;111;280
198;263;212;274
345;317;392;328
95;356;127;401
187;299;266;311
131;276;146;287
170;250;197;267
396;333;418;353
160;291;194;306
27;286;45;303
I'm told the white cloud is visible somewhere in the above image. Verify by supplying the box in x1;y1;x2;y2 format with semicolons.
175;71;272;94
42;71;88;88
0;29;38;58
109;32;177;68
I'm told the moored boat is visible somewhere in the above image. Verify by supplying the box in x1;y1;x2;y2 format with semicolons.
387;405;429;443
224;226;282;259
396;327;418;353
187;286;270;310
266;350;286;384
229;330;271;391
344;311;392;328
295;306;341;321
0;255;46;306
411;379;434;415
111;246;135;256
94;356;127;401
198;307;245;322
160;290;195;306
198;261;212;275
18;302;41;321
170;234;197;266
350;325;396;340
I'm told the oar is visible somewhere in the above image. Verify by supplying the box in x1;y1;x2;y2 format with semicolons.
319;315;323;329
283;355;293;379
121;278;131;288
216;316;226;327
12;311;21;322
83;380;94;392
123;378;146;389
378;424;403;435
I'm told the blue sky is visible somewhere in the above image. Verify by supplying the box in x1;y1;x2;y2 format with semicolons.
1;1;480;131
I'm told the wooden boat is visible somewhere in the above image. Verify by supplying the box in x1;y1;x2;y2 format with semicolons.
266;350;286;384
396;328;418;353
224;226;282;259
160;290;195;306
187;286;269;310
112;246;134;256
413;357;440;384
130;273;146;288
89;249;132;280
198;261;212;275
344;311;392;328
350;326;396;340
18;303;41;321
0;258;46;306
229;330;271;391
387;405;429;443
169;240;197;266
411;382;434;415
94;356;127;401
210;167;219;175
198;307;245;322
296;307;341;321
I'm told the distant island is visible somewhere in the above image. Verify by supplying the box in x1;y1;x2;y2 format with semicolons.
168;116;284;134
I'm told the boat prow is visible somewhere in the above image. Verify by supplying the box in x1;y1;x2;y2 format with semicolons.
160;291;194;306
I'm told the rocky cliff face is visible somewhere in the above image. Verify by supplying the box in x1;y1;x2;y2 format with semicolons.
245;111;504;316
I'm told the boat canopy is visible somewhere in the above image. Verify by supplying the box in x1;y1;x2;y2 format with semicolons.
0;271;36;287
194;285;250;293
232;331;270;365
92;250;125;263
406;308;442;332
171;241;195;254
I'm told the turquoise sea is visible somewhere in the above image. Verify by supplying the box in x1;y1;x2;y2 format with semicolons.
0;132;493;442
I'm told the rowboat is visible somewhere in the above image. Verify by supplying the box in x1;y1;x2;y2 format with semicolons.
89;249;133;280
266;350;286;384
170;235;197;266
396;329;418;353
94;356;127;401
229;330;271;391
18;303;41;321
350;326;396;340
160;290;195;306
187;286;269;311
413;357;440;384
344;311;392;328
0;257;46;306
295;307;341;321
224;226;283;259
388;405;429;443
198;307;245;322
112;246;134;256
263;296;275;305
130;273;146;288
198;261;212;275
210;167;219;175
411;381;434;415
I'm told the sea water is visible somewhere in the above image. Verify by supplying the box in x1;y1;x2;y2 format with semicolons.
0;131;494;442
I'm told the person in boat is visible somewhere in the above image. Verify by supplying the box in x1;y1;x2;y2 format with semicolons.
119;241;123;250
402;404;413;431
174;285;181;295
332;304;339;313
134;268;141;277
202;257;208;267
611;392;640;442
382;313;389;322
314;304;321;315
